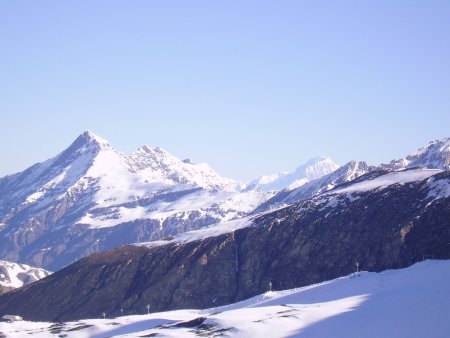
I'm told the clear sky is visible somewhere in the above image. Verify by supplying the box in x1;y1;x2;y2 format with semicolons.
0;1;449;181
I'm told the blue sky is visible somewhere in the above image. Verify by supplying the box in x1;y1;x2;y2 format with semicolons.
0;1;449;181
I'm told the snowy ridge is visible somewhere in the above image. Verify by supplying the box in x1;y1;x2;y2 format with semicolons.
330;168;442;194
250;157;339;192
1;260;448;337
260;138;450;211
0;260;50;289
383;137;450;170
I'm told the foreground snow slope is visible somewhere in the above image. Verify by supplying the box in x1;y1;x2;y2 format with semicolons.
1;260;448;338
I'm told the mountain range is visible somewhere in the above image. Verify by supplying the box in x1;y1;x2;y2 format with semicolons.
0;165;448;321
0;132;448;330
0;131;340;270
258;137;450;211
0;133;448;272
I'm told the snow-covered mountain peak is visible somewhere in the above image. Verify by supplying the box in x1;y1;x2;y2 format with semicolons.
251;156;340;192
298;156;340;179
0;131;253;261
74;130;112;151
126;145;237;191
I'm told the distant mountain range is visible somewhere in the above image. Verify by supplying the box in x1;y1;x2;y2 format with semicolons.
0;133;448;272
257;138;450;211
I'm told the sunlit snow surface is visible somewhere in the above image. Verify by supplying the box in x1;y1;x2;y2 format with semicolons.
331;168;442;194
0;261;50;289
250;157;340;192
1;260;449;338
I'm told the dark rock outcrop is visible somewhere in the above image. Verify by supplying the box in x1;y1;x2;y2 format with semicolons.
0;172;448;321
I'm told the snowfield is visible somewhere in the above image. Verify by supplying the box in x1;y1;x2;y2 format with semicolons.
1;260;448;337
331;168;442;194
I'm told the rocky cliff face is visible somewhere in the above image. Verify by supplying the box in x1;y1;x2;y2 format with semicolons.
0;170;448;322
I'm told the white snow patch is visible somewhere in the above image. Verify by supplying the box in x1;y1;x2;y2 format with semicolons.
138;216;254;248
331;169;441;194
426;177;450;201
82;188;267;230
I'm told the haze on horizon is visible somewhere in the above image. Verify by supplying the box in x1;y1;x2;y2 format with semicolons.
0;1;449;181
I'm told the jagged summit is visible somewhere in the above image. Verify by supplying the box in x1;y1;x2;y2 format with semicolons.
57;131;112;166
71;130;112;150
81;130;109;143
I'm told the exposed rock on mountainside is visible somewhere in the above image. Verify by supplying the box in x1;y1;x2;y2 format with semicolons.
0;260;50;295
1;169;448;321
